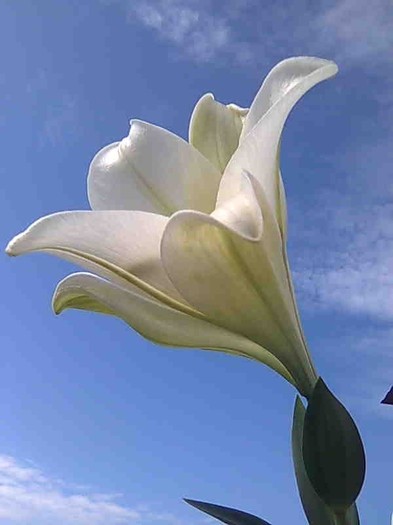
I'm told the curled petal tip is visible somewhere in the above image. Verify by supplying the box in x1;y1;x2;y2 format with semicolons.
325;60;339;75
5;241;14;256
52;277;72;315
5;234;22;256
316;57;338;78
288;55;338;70
51;295;63;316
5;213;67;257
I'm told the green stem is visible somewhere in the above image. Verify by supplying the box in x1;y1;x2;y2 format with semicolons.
333;509;348;525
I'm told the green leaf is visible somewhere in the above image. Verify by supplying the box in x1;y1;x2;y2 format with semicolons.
292;396;335;525
184;499;272;525
292;397;360;525
345;502;360;525
302;378;366;512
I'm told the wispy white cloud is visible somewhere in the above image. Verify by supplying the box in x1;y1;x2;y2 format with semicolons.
315;0;393;65
116;0;393;66
292;193;393;321
0;455;178;525
125;0;251;63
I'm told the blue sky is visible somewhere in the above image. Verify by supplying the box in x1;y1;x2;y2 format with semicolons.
1;0;392;523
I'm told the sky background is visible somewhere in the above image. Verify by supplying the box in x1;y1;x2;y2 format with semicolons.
1;0;392;523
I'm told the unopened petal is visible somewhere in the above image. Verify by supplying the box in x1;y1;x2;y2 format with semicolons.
53;272;296;385
88;120;222;215
189;93;248;173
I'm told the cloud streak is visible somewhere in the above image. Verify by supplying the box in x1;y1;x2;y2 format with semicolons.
126;0;243;62
315;0;393;65
0;455;153;525
291;192;393;321
120;0;393;66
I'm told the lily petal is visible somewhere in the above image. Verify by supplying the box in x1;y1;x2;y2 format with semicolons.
53;272;296;385
161;171;316;395
88;120;222;215
189;93;248;173
277;168;288;240
222;57;338;228
241;57;338;139
6;210;186;304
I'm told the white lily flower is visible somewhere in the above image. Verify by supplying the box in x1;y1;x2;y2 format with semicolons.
6;57;338;398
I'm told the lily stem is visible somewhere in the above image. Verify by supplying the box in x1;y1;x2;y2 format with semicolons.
332;510;348;525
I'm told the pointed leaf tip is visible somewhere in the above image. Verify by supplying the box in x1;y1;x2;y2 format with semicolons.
381;386;393;405
184;499;272;525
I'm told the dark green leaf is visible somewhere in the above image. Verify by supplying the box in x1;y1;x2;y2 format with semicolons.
345;502;360;525
292;397;360;525
184;499;272;525
302;378;366;512
292;396;335;525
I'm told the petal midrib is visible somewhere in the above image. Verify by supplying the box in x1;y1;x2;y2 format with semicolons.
120;141;177;216
42;246;203;318
223;234;301;360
